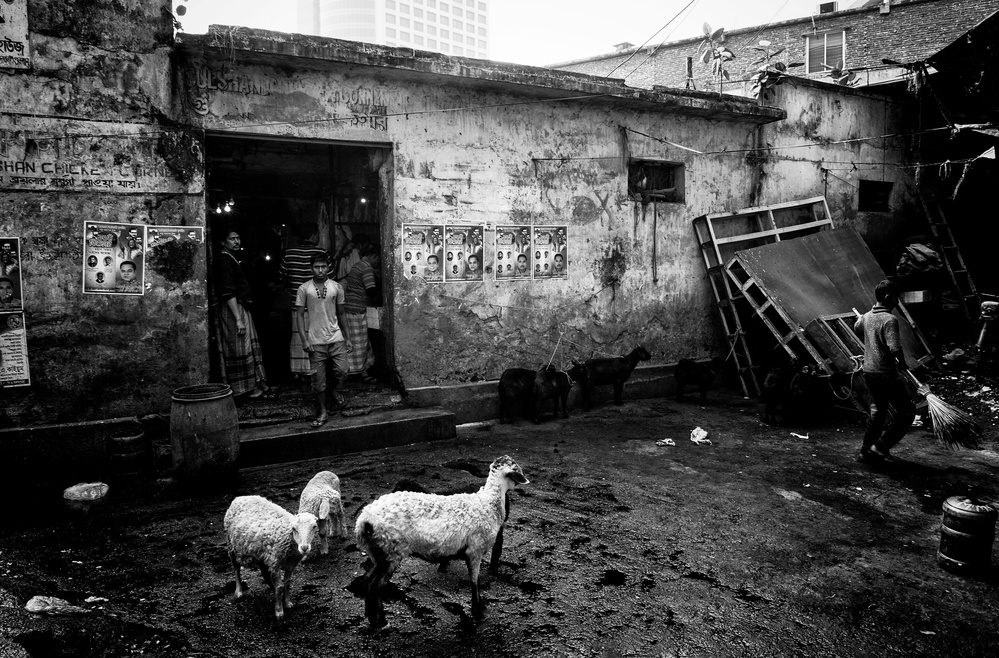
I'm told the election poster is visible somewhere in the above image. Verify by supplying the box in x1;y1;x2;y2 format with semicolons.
444;225;484;283
0;237;24;311
146;225;203;250
533;225;568;279
83;222;146;295
401;224;444;282
494;226;533;281
0;312;30;387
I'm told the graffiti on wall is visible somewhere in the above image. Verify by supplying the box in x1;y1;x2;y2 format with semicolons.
0;125;195;193
183;64;389;130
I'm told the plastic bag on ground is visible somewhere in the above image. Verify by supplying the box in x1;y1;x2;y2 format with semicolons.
63;483;109;502
690;427;712;445
25;596;90;615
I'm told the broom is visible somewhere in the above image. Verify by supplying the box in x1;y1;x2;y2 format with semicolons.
853;307;982;449
901;369;982;450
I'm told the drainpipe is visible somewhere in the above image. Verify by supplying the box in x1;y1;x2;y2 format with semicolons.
652;200;659;284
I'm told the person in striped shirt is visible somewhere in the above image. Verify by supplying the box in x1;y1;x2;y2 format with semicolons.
279;223;329;381
342;243;381;381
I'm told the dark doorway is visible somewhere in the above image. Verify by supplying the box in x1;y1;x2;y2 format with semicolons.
204;134;392;387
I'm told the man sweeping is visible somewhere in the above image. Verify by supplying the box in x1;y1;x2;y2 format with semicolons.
854;279;916;463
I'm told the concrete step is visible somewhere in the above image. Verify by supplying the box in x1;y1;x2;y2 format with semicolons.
236;379;402;429
237;405;457;468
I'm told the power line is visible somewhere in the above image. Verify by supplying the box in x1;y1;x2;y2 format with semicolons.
604;0;703;79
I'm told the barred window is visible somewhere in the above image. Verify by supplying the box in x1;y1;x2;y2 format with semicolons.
628;160;685;203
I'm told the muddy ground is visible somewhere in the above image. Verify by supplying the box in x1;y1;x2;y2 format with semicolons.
1;363;998;658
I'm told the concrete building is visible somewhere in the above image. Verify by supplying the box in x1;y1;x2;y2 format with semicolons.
2;0;789;430
3;0;991;462
296;0;490;59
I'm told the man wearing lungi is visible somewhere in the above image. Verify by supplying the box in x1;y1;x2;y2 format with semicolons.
279;223;329;382
343;243;381;383
215;229;271;400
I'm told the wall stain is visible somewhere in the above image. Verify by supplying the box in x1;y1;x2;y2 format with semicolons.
147;239;199;283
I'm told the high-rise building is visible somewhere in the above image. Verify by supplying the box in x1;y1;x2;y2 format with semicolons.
297;0;490;59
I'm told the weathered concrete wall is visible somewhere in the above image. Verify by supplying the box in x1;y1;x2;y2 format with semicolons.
176;39;771;387
758;80;919;267
0;1;208;424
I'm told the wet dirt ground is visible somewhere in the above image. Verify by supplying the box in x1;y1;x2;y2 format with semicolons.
2;366;998;658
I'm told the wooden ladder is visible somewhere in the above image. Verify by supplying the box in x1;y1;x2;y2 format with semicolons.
917;190;978;320
692;196;835;397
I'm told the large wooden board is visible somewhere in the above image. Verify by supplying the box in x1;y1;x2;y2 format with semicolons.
732;228;931;369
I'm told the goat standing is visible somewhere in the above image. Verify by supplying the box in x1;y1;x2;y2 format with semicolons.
580;345;651;409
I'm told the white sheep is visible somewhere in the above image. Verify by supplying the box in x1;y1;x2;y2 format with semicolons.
223;494;327;620
354;455;529;628
298;470;348;555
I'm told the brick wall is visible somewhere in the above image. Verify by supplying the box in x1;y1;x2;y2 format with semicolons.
555;0;999;92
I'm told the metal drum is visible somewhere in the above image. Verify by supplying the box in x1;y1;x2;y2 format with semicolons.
938;495;997;573
170;384;240;484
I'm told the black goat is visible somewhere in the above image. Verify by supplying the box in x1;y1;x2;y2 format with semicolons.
675;357;726;404
498;368;536;423
533;361;587;423
580;345;652;410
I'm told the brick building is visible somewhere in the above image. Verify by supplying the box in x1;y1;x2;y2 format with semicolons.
553;0;999;94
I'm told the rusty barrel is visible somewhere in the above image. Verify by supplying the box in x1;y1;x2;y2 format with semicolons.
938;495;997;573
170;384;240;483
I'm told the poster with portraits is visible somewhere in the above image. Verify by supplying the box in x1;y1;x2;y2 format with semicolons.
146;225;203;250
0;238;23;312
0;311;30;387
443;225;484;282
494;226;533;281
401;224;444;282
533;225;568;279
82;222;146;295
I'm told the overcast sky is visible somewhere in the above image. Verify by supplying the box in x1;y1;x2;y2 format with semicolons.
176;0;843;66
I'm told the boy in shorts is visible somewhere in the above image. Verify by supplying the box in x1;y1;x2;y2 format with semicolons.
296;253;352;427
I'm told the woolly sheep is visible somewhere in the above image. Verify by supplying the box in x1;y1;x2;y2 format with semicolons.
298;470;348;555
355;455;529;628
223;494;327;620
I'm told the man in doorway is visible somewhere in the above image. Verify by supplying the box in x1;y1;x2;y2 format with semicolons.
343;243;381;382
280;223;329;382
854;279;916;463
296;252;351;427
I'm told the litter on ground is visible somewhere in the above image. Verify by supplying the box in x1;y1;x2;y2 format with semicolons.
656;438;676;447
690;427;712;445
790;432;809;439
